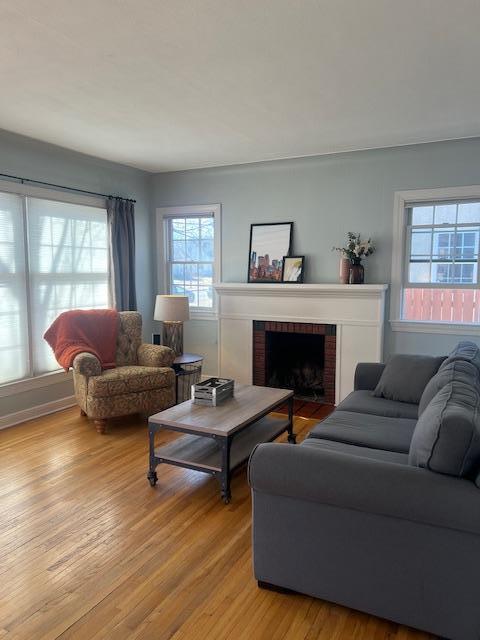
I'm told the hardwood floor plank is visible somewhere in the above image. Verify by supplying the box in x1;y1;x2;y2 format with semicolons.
0;408;433;639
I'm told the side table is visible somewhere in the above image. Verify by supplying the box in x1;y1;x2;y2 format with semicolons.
173;353;203;403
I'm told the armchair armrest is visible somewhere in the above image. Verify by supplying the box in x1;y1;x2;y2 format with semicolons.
354;362;385;390
248;442;480;536
73;352;102;377
137;343;175;368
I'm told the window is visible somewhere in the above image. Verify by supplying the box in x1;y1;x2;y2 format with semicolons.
0;187;109;385
391;187;480;331
159;205;221;314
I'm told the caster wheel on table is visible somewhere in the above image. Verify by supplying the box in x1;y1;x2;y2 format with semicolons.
288;434;297;444
147;471;158;487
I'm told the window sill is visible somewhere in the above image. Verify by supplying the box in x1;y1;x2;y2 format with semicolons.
0;369;73;398
390;320;480;335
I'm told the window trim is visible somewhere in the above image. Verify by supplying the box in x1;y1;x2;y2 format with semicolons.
0;179;108;393
391;185;480;334
156;204;221;319
0;369;73;398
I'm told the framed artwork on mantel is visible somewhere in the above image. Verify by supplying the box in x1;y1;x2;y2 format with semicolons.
282;255;305;283
248;222;293;283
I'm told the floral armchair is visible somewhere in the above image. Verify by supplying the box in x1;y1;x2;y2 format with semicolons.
73;311;176;433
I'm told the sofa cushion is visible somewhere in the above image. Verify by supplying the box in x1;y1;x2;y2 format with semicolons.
372;354;445;405
337;390;418;419
419;359;480;416
409;381;480;478
308;410;417;453
87;365;175;398
301;437;409;465
442;341;480;374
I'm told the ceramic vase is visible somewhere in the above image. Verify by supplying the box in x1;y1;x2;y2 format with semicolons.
339;257;350;284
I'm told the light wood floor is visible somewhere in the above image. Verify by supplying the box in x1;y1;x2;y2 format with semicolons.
0;406;433;640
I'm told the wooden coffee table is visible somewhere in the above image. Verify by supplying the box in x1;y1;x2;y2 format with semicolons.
147;384;295;503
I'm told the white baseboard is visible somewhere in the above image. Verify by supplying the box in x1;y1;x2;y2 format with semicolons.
0;395;76;430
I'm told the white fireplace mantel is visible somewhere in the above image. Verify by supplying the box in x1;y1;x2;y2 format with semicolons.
215;282;387;299
214;282;388;404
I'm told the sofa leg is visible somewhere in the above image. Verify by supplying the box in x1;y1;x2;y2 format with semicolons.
258;581;296;595
94;419;107;434
80;409;87;417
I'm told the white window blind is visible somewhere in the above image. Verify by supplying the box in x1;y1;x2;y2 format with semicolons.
0;193;29;384
0;189;109;385
28;199;110;374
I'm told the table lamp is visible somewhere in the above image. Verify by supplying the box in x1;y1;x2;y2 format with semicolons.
154;295;190;356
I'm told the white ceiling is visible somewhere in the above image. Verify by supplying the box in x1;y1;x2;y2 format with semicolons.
1;0;480;172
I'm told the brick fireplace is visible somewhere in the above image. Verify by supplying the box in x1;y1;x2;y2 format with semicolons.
252;321;336;404
215;283;387;404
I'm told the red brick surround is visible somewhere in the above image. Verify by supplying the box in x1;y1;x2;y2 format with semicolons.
252;321;336;404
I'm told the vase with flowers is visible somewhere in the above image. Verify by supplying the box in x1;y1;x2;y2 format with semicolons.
333;232;375;284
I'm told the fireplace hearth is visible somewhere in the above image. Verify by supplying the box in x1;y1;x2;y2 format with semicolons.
253;321;336;404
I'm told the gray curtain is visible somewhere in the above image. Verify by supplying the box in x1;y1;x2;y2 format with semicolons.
107;197;137;311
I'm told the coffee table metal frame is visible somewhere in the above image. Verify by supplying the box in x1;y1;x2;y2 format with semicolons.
147;392;295;503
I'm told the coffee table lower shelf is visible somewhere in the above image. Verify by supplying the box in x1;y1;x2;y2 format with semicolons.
149;413;291;503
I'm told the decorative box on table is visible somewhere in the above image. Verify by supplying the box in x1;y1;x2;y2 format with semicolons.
192;378;234;406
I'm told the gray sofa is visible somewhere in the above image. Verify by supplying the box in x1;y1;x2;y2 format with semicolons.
249;342;480;640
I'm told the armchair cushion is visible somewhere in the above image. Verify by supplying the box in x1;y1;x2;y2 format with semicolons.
73;352;102;377
115;312;142;366
87;365;175;398
137;343;175;368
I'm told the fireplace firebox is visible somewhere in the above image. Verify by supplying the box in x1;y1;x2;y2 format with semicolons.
252;321;336;404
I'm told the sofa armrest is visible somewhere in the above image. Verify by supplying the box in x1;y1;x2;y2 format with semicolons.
354;362;385;391
137;343;175;368
72;352;102;377
248;442;480;536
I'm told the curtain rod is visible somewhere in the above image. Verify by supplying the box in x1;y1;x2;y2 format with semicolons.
0;172;136;203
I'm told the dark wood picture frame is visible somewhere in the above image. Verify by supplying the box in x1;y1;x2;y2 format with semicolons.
248;222;293;283
282;255;305;283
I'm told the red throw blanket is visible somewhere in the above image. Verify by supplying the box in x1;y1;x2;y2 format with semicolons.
44;309;119;371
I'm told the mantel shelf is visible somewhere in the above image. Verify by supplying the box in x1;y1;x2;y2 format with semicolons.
214;282;388;299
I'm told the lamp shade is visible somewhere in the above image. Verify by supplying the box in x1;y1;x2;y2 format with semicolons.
154;295;190;322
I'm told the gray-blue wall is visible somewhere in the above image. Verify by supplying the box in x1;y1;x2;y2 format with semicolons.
152;138;480;374
0;129;152;418
3;131;480;419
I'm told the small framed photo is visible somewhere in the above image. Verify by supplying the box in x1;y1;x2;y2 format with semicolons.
282;255;305;283
248;222;293;283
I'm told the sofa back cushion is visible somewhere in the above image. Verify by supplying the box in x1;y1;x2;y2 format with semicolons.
372;354;445;405
442;341;480;373
409;381;480;478
418;359;480;416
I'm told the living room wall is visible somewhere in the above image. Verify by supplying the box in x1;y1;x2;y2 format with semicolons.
152;137;480;375
0;129;152;422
